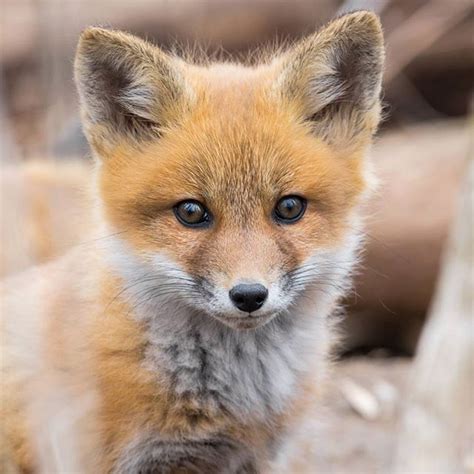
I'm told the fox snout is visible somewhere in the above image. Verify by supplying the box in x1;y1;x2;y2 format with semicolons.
229;283;269;313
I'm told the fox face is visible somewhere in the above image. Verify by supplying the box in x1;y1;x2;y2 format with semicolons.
75;13;384;329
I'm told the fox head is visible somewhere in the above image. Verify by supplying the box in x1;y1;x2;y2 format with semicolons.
75;12;384;330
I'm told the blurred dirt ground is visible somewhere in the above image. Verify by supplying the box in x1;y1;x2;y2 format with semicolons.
316;357;411;473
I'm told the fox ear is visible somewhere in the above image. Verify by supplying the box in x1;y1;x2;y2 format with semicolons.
74;28;188;152
276;11;384;150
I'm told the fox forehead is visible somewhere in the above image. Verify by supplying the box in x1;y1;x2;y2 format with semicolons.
187;62;272;97
100;68;364;222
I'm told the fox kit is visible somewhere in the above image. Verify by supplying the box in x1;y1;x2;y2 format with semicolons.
1;11;384;473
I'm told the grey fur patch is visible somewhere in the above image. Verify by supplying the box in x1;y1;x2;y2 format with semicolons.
144;310;308;422
113;434;257;474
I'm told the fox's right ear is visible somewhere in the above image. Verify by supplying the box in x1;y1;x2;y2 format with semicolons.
74;28;190;154
274;11;384;152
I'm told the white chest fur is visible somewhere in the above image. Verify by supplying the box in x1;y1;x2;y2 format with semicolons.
141;291;334;424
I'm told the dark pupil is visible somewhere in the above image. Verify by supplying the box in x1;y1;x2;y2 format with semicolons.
179;202;204;223
278;198;301;219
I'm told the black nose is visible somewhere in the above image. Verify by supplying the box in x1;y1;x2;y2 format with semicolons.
229;284;268;313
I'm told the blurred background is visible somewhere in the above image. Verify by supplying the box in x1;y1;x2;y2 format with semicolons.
1;1;473;472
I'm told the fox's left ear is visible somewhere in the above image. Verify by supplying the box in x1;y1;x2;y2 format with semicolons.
74;27;190;155
275;11;384;150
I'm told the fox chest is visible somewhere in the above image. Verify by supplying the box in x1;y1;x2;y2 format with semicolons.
110;328;297;473
113;435;259;474
145;325;301;425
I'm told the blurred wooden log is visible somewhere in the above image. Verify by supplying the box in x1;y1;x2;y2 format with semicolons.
384;0;472;83
392;127;473;472
0;70;18;164
1;0;335;69
3;0;471;71
343;119;469;353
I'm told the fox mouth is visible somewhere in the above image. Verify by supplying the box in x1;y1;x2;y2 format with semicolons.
210;311;277;330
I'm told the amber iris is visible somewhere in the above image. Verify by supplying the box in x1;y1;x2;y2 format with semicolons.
174;200;211;227
273;195;306;223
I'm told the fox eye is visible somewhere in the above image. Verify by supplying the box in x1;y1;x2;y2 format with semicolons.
174;200;211;227
273;195;307;224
